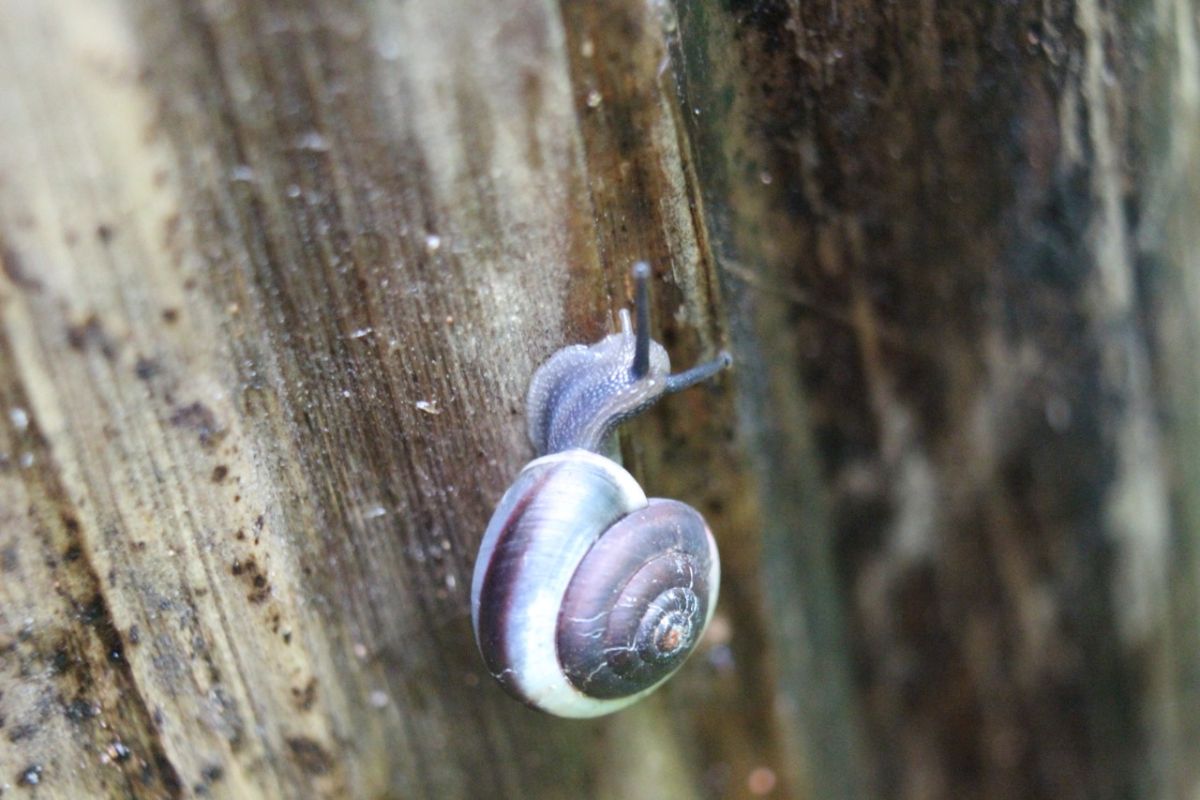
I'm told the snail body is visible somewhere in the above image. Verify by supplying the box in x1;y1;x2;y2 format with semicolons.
471;263;730;717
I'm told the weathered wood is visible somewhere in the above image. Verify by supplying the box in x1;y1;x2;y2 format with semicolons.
0;0;752;797
1;0;1197;798
670;1;1200;798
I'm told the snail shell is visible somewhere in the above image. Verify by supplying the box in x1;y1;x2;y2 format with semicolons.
471;263;729;717
471;450;719;716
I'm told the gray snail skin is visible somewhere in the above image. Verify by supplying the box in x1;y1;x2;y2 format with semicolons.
470;263;731;717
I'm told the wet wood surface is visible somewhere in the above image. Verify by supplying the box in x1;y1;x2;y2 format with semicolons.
1;1;1197;798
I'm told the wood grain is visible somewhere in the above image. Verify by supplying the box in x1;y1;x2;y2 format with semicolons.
0;0;744;797
1;0;1198;798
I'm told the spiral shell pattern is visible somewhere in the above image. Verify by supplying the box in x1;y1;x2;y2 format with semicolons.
471;450;719;717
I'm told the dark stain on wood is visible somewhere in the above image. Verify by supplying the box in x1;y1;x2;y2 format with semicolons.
230;557;270;604
79;593;126;665
169;401;227;449
6;722;37;743
285;735;333;776
291;677;318;712
1;544;17;573
0;331;186;797
66;315;117;361
134;356;162;380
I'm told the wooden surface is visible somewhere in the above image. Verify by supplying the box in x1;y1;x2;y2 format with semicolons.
1;0;1198;798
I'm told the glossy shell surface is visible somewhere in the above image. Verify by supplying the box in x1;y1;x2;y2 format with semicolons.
470;449;719;717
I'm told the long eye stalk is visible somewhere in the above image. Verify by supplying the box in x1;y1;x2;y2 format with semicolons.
632;262;651;379
628;261;731;391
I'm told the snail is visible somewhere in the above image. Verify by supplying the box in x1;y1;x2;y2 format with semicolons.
471;262;731;717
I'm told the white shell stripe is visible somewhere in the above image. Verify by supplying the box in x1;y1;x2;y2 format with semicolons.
472;450;660;716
